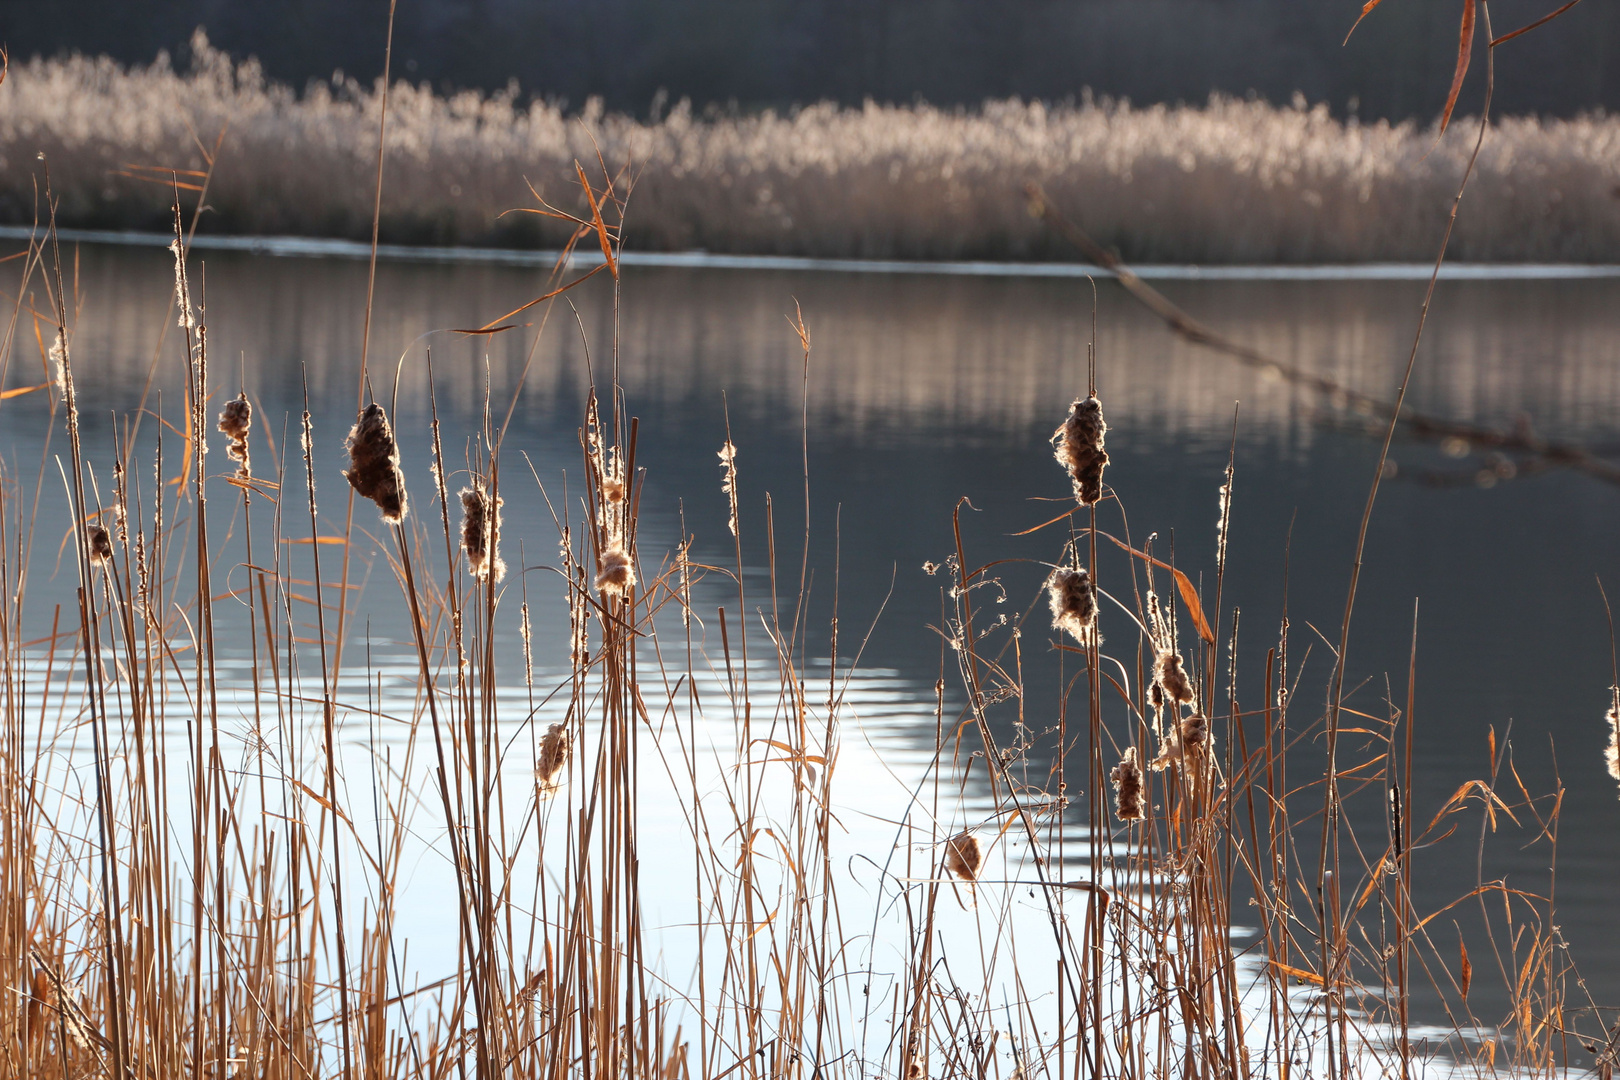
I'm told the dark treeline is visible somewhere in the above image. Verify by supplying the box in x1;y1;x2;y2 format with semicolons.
2;0;1614;119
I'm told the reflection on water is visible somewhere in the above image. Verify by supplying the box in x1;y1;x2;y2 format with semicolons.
5;243;1620;1041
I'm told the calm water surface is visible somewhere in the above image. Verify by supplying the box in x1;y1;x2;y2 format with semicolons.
5;243;1620;1042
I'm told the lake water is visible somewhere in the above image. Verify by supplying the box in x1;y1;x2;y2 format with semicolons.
4;240;1619;1064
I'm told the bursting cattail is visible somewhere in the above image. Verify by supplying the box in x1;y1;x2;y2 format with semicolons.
536;723;572;799
944;830;983;882
1046;567;1097;644
1606;691;1620;791
343;402;407;523
218;393;252;475
87;525;113;566
49;333;68;395
1052;396;1109;506
459;484;505;582
1154;650;1195;708
1179;713;1209;757
718;440;739;537
596;544;635;598
1111;746;1145;821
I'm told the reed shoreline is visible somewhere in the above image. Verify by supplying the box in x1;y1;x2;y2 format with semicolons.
5;33;1620;264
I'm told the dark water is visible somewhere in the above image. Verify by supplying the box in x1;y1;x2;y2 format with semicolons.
5;243;1620;1031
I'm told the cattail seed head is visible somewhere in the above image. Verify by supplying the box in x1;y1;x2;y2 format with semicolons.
536;723;572;799
459;485;506;582
718;440;740;537
1111;746;1145;821
1154;650;1195;708
218;393;252;475
1046;567;1097;644
343;402;407;523
944;830;983;882
596;544;635;598
49;333;68;395
1052;396;1109;506
1605;691;1620;791
87;525;113;566
1179;713;1209;755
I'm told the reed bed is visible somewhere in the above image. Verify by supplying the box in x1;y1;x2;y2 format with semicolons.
2;141;1615;1079
6;32;1620;263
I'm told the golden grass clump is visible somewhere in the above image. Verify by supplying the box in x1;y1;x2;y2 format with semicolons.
217;392;251;474
944;830;983;882
596;544;635;598
459;484;505;582
1046;566;1097;644
536;722;572;799
343;401;407;523
1111;746;1145;821
1052;396;1108;506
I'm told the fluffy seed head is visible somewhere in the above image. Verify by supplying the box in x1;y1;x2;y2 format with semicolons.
49;333;68;394
718;440;739;537
87;525;113;565
1052;396;1109;506
1154;650;1196;708
459;485;506;582
1180;713;1209;754
218;393;252;474
944;830;983;882
1111;746;1145;821
596;544;635;597
343;402;407;523
1046;567;1097;644
536;723;572;799
1606;691;1620;790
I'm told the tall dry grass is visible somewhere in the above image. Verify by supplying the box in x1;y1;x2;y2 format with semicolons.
5;31;1620;262
2;138;1616;1078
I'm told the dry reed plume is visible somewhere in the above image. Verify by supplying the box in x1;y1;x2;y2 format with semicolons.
8;32;1620;261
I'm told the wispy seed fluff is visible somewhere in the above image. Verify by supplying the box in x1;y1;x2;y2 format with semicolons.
1154;650;1196;709
218;393;251;475
1046;567;1097;644
1605;689;1620;793
1111;746;1145;821
168;240;196;331
718;440;739;537
1150;713;1212;773
459;485;506;582
1052;396;1109;506
944;830;984;883
596;544;635;598
343;402;407;524
87;525;113;566
536;723;572;799
49;333;68;394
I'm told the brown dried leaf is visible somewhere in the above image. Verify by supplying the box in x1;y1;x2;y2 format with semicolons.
1438;0;1478;137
